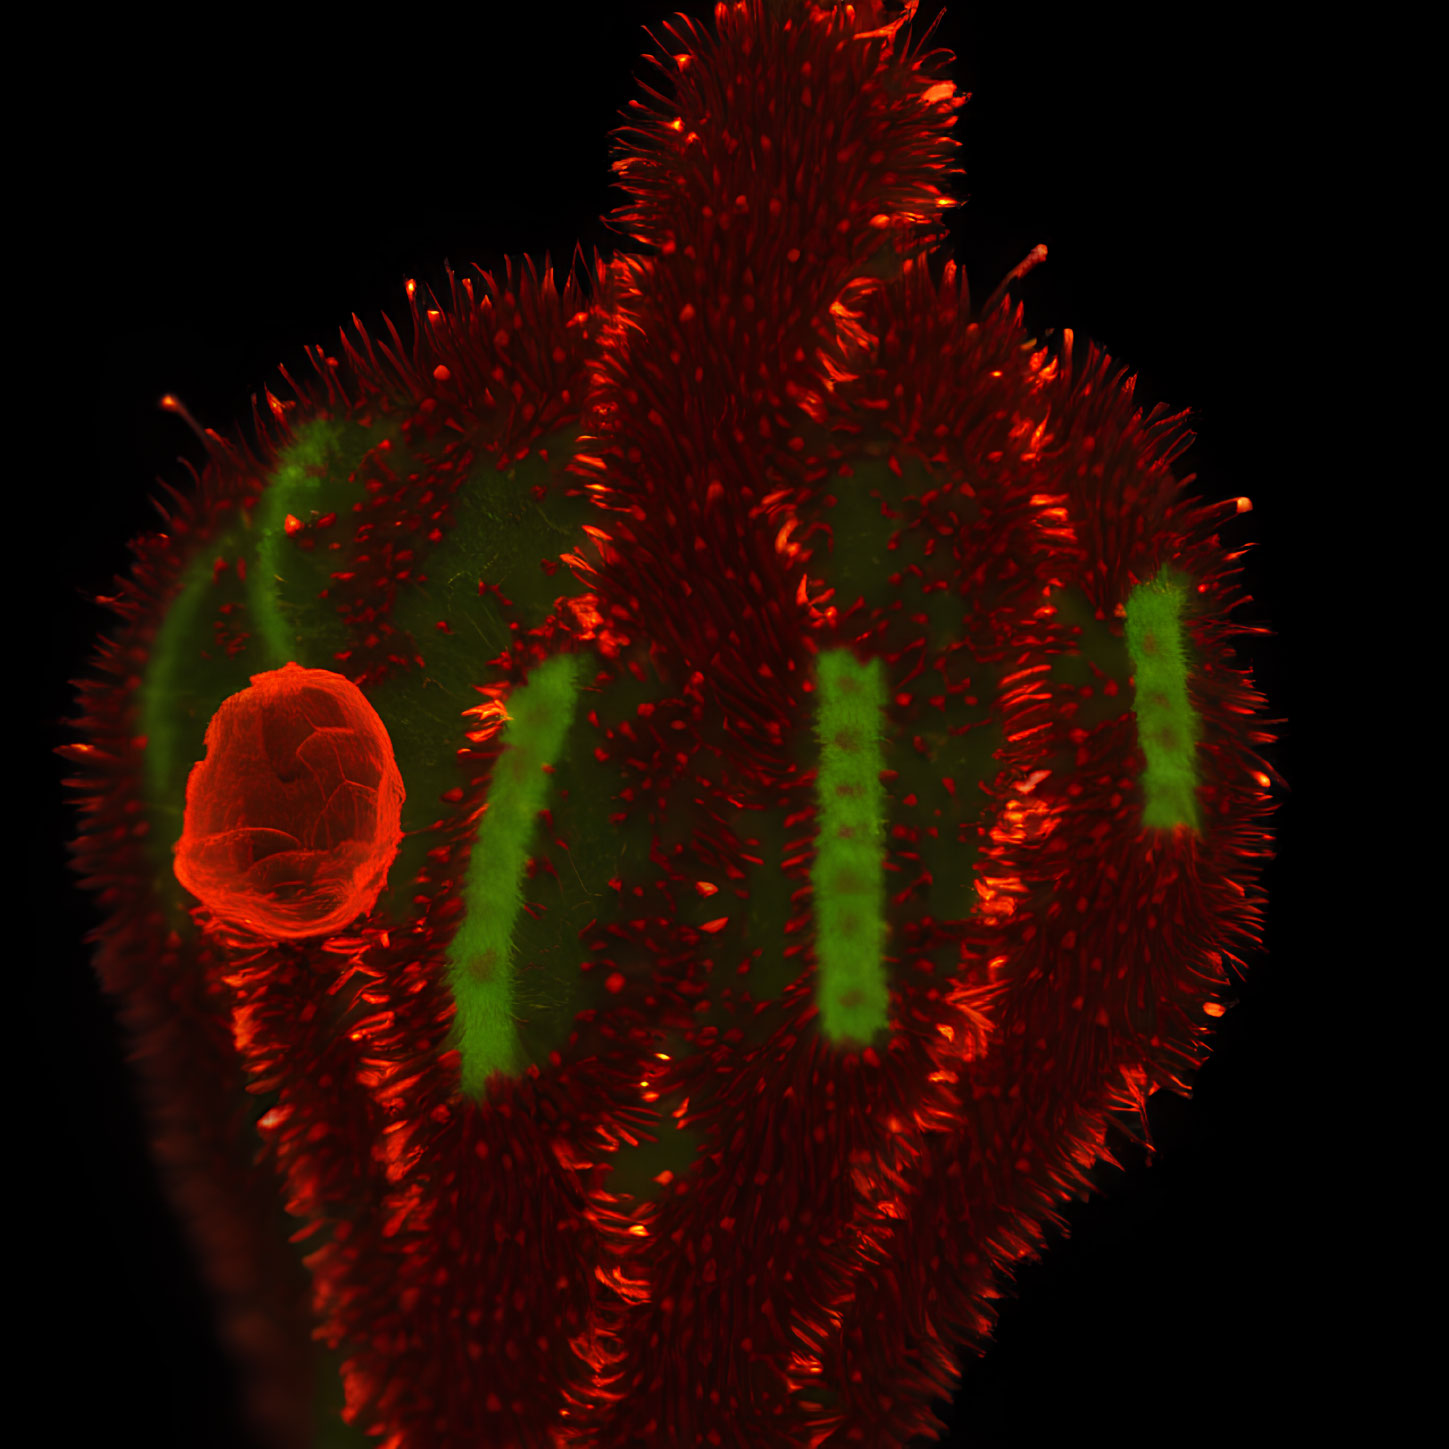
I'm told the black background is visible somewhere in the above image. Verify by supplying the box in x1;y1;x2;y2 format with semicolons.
31;3;1333;1445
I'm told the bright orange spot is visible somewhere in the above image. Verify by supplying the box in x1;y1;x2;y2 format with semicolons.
173;661;405;940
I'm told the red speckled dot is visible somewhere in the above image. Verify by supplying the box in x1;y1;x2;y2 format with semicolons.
173;661;405;939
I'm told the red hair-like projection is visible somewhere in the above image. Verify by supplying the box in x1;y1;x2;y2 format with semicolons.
173;662;405;940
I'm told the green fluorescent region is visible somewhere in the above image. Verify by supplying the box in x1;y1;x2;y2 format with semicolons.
248;418;350;669
446;650;585;1099
1124;569;1202;832
142;530;232;815
811;648;891;1047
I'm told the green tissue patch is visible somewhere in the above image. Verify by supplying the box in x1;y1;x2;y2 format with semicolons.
1124;568;1201;832
363;430;596;928
445;649;586;1099
500;664;658;1073
812;648;892;1047
818;444;1005;1002
259;416;404;671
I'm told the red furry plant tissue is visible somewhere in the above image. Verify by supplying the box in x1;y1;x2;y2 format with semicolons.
60;2;1277;1445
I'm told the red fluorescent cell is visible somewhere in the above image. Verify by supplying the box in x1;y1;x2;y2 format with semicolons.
173;661;405;939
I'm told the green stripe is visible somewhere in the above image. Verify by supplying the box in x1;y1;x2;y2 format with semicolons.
1124;569;1201;832
445;650;585;1098
811;648;891;1046
248;417;353;669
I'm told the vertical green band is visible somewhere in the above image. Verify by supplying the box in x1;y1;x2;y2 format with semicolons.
1124;570;1201;833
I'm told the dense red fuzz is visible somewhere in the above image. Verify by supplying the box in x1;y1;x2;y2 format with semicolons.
174;663;405;939
59;3;1277;1445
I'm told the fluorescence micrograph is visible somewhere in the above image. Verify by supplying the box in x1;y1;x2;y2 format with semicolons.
54;4;1289;1446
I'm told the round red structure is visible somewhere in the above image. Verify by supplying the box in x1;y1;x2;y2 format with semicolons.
173;661;405;940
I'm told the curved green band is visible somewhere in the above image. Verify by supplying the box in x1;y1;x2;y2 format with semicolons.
446;649;586;1099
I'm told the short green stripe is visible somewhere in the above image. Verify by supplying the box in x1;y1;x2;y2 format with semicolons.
247;417;350;669
142;530;233;813
1124;569;1202;832
811;648;891;1046
446;650;585;1098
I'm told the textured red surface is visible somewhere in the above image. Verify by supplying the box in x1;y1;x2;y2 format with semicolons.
59;4;1277;1447
173;663;406;941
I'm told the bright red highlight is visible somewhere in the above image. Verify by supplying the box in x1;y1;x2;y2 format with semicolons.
172;661;405;939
